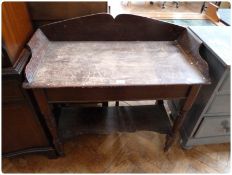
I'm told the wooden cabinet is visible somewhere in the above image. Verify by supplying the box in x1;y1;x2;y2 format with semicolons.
2;1;109;157
2;50;56;157
2;101;47;153
2;2;33;66
2;2;56;157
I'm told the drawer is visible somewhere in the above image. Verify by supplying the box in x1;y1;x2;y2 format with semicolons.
2;80;24;101
195;116;230;138
218;73;230;93
206;94;230;114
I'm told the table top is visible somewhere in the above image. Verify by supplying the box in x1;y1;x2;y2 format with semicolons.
189;26;231;67
24;31;208;88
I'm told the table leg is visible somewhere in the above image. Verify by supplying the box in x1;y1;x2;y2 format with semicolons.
33;89;64;156
164;85;201;152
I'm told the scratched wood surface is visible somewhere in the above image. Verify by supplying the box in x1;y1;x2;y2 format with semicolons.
24;14;210;88
25;32;207;88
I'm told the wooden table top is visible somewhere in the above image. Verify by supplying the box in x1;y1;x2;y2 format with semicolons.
24;14;211;89
25;33;208;88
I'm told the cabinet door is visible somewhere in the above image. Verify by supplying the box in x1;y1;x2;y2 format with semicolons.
2;101;49;153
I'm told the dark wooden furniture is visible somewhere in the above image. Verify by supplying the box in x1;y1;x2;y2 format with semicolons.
2;2;33;66
2;49;56;158
23;14;210;156
59;105;172;140
2;2;56;158
27;2;108;28
169;26;230;148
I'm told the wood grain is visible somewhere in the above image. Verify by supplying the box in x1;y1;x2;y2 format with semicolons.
39;13;184;41
2;49;54;157
205;3;220;23
2;132;230;173
2;101;230;173
32;89;64;156
23;14;211;154
26;41;208;87
2;2;33;65
27;2;108;27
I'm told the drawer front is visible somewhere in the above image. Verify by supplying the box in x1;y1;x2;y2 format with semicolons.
195;116;230;138
2;80;24;101
218;73;230;93
206;94;230;114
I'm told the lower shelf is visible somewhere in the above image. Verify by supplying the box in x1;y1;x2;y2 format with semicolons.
58;105;172;140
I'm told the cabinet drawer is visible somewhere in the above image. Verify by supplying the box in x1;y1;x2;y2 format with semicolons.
218;73;230;93
206;94;230;114
195;116;230;138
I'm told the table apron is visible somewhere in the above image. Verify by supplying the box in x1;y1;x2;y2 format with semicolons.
44;85;191;103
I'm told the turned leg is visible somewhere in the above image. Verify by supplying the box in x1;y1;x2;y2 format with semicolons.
164;85;201;152
33;89;64;156
164;110;187;152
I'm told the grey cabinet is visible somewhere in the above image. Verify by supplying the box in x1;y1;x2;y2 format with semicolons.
206;94;230;114
168;26;230;148
195;116;230;138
